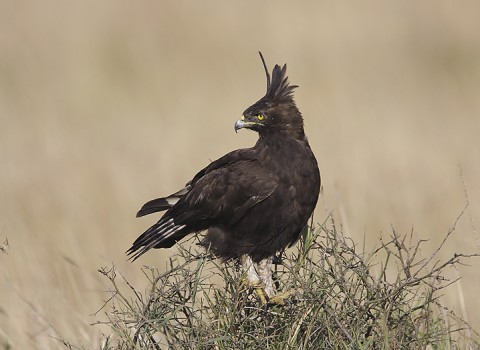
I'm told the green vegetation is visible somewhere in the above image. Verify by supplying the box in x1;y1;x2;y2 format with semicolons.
83;215;479;350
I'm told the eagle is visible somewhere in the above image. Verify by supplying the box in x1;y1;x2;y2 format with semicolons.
127;53;321;304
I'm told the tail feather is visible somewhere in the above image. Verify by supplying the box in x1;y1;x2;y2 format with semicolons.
136;186;190;217
136;198;171;217
131;185;192;260
127;217;187;261
131;218;174;247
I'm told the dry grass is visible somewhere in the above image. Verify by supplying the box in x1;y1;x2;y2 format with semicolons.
90;221;479;349
1;1;480;348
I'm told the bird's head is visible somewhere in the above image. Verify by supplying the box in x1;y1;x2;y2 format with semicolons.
235;52;305;139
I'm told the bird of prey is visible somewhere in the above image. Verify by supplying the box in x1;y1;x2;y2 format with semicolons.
127;53;321;304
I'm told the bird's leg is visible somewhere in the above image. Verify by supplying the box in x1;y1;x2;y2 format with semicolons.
258;256;299;306
240;255;267;304
257;257;276;299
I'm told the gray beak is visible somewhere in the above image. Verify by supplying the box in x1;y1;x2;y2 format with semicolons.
234;119;245;133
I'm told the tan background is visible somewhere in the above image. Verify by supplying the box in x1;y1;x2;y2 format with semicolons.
1;1;479;348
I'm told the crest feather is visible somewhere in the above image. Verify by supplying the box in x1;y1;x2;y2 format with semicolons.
258;52;298;102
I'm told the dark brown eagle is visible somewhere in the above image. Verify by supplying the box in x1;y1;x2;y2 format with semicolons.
128;53;320;304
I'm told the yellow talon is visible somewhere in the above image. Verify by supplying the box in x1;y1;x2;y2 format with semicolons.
241;277;268;304
255;287;268;305
268;289;298;306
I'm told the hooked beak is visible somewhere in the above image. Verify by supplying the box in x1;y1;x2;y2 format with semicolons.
234;116;246;133
234;120;245;133
235;115;260;133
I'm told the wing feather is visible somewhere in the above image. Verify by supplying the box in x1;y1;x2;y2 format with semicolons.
177;159;278;225
128;148;278;260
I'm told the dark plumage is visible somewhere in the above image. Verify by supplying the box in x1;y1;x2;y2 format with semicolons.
127;53;320;300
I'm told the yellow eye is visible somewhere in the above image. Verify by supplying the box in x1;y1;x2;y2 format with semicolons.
257;114;265;121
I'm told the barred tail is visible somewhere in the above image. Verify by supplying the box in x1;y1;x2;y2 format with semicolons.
126;217;187;261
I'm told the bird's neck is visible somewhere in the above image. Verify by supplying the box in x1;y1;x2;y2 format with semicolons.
258;123;306;141
256;131;308;151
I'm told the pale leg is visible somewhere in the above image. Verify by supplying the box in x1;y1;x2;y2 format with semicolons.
240;255;267;304
257;257;276;299
240;255;261;286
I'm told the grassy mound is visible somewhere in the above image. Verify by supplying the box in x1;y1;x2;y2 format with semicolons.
93;216;479;349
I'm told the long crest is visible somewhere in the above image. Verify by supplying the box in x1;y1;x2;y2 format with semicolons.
259;51;271;93
258;52;298;103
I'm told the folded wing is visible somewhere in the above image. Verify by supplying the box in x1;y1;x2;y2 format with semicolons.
127;149;278;261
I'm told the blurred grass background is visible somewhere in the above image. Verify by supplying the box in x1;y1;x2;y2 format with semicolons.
1;1;479;348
